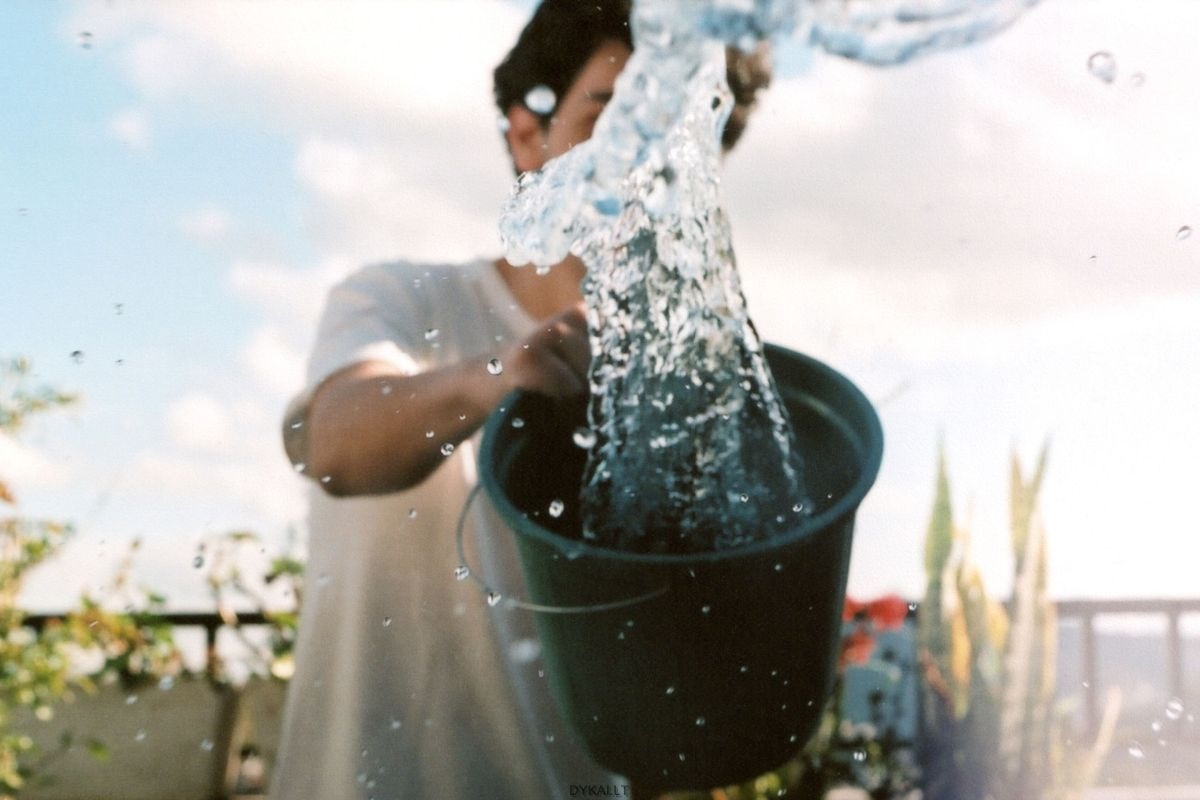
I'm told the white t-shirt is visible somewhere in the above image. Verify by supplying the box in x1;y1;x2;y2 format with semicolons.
271;259;611;799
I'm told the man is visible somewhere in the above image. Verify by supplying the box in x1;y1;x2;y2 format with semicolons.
272;2;769;797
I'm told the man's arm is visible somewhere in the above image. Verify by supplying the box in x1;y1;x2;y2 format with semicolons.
302;303;589;496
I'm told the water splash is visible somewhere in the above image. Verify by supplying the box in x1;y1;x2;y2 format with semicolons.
500;0;1042;553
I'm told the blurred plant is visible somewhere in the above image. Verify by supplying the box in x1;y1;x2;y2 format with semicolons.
917;443;1119;800
1;360;190;796
0;359;81;796
201;529;304;683
62;538;184;688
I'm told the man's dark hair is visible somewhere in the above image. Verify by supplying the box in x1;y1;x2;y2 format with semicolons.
493;0;632;125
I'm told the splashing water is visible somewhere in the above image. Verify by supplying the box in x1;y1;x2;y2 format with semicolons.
500;0;1042;553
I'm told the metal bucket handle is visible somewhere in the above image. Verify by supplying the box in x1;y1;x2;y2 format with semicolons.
455;483;668;614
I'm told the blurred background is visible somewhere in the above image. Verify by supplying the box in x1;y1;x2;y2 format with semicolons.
1;0;1198;793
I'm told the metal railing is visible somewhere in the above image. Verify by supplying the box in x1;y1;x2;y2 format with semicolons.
1054;598;1200;734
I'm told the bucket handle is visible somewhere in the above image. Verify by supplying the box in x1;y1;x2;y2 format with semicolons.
455;484;669;614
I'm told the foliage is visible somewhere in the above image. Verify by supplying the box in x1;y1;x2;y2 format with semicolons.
916;443;1118;800
200;529;304;683
0;359;80;796
0;361;187;797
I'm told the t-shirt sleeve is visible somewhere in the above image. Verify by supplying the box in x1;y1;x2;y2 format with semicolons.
282;262;430;468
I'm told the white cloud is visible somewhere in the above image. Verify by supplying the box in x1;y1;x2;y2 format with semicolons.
0;435;71;490
122;34;203;97
107;108;151;149
227;258;349;330
123;450;304;529
178;205;231;241
296;139;375;198
166;393;234;452
239;326;307;397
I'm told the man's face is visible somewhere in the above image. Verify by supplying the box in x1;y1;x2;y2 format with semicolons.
532;39;631;169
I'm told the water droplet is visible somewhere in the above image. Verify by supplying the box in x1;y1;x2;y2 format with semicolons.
908;602;919;612
535;263;552;276
126;694;138;705
192;555;204;568
511;417;525;429
293;462;307;474
78;31;93;49
424;328;439;341
548;499;565;518
1130;71;1145;87
774;563;783;572
497;116;511;133
320;475;332;484
17;208;30;216
1165;698;1184;720
382;616;392;627
454;565;470;581
114;303;124;315
677;752;687;762
390;718;402;730
1088;254;1098;263
158;676;175;691
792;503;804;514
440;442;455;457
1176;225;1192;241
70;350;84;364
739;665;749;673
665;685;676;695
1087;51;1117;84
700;604;711;615
852;748;867;762
572;427;597;448
317;572;330;587
486;591;503;607
1151;720;1163;733
425;430;435;439
200;738;214;751
135;729;147;742
486;358;504;375
1128;741;1145;758
695;716;706;726
289;420;304;430
789;734;798;743
524;84;557;115
407;508;418;519
739;493;749;503
381;383;393;395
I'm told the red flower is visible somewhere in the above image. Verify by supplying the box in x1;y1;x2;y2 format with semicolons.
839;595;911;670
843;594;909;629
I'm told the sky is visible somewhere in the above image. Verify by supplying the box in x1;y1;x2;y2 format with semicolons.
1;0;1197;615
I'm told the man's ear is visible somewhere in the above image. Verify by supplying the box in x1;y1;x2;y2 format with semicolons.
505;104;548;174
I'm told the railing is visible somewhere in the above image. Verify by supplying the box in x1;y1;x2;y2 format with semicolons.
17;601;1200;796
20;610;275;799
1054;598;1200;735
21;610;271;676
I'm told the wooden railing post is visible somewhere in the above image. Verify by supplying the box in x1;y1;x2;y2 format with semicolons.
1082;610;1097;735
1166;605;1184;711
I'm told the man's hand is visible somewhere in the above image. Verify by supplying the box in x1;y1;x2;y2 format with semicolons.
502;302;590;398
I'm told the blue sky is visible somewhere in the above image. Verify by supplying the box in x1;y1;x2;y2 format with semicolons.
2;0;1198;615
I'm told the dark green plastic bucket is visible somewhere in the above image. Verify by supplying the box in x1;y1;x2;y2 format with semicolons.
478;343;883;790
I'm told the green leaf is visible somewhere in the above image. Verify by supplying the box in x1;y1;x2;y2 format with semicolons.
85;739;110;762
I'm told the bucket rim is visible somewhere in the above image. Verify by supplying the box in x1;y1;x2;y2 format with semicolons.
478;343;883;566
